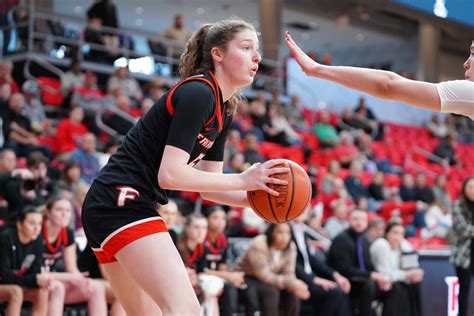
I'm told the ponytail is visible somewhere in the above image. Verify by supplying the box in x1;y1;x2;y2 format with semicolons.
179;24;212;80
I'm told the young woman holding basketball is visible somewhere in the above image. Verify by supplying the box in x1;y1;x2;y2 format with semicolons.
82;19;289;315
286;34;474;119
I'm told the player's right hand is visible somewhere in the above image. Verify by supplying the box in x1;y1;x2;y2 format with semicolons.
241;159;289;196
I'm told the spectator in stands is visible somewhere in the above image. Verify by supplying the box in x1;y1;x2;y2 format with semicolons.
263;103;302;146
354;97;384;140
158;199;180;245
368;171;388;201
21;80;47;134
443;115;459;139
248;92;267;134
290;210;351;316
235;223;310;316
103;95;135;136
57;160;82;194
3;151;57;225
451;176;474;316
427;114;448;138
326;178;355;217
325;202;349;239
54;106;89;155
70;133;101;184
2;93;51;158
201;205;248;316
327;209;392;316
87;0;119;29
321;160;341;195
97;137;120;169
312;110;338;148
0;148;16;174
107;67;143;104
400;173;417;202
370;222;423;316
0;208;54;316
224;152;246;174
340;107;364;131
159;14;193;60
357;132;393;174
83;16;109;62
61;59;85;94
414;173;435;205
0;60;19;93
286;95;308;131
41;197;108;315
224;129;242;163
242;132;264;165
334;131;360;168
344;160;368;202
422;200;452;240
366;217;385;244
432;174;452;211
432;135;458;166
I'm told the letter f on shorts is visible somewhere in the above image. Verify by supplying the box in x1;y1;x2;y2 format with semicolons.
116;186;140;207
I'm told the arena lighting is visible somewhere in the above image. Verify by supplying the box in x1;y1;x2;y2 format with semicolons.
433;0;448;18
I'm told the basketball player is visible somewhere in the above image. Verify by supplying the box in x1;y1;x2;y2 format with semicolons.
286;33;474;120
82;19;289;315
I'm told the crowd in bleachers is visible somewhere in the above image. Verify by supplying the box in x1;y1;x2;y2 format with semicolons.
2;2;474;315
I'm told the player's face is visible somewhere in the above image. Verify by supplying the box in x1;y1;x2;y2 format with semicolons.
219;29;261;88
48;199;73;227
271;223;291;250
464;41;474;81
207;210;227;234
17;212;42;242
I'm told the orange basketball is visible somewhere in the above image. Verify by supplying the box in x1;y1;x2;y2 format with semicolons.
247;159;312;223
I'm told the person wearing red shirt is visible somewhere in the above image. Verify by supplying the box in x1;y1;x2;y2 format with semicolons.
54;107;89;154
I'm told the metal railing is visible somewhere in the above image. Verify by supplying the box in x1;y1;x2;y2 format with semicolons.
404;146;450;176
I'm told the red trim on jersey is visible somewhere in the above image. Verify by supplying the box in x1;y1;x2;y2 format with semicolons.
165;72;223;131
93;218;168;264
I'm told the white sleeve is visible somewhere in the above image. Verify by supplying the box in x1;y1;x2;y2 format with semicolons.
436;80;474;120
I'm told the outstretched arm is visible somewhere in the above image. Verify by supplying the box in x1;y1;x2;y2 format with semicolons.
285;31;441;112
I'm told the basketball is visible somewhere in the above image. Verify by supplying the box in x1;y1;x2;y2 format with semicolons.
247;159;312;223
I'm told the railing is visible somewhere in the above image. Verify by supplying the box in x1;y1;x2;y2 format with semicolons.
404;146;450;176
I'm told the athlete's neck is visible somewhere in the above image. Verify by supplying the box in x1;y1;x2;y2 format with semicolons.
213;69;237;102
46;220;62;241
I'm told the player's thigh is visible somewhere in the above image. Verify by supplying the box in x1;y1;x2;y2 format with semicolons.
102;261;162;316
114;232;200;314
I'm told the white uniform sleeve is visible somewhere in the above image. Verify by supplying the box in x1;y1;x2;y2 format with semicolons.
436;80;474;120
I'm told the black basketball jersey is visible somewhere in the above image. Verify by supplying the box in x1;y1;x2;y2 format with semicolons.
94;71;233;204
193;233;228;273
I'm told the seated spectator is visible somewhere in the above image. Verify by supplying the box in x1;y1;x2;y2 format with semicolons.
432;136;458;166
158;199;180;245
427;114;448;138
285;95;308;131
54;107;89;155
0;208;56;316
366;217;386;244
380;189;427;228
41;197;108;315
334;132;360;168
400;173;417;202
357;132;393;173
312;111;338;148
340;107;364;131
61;59;85;97
103;95;136;136
107;67;143;104
324;178;355;217
3;151;57;225
324;202;349;239
235;223;310;316
242;132;265;165
230;99;257;136
414;173;435;205
290;210;351;316
263;103;301;146
2;93;51;158
368;171;388;201
224;152;246;174
159;14;192;58
353;97;384;140
443;115;459;139
370;222;423;316
97;138;120;169
0;148;16;174
432;174;452;211
321;160;341;195
328;209;392;316
84;17;118;63
344;160;368;202
21;80;47;134
70;133;101;184
422;200;452;240
224;129;242;164
57;160;82;194
77;246;126;316
201;206;248;316
0;61;20;94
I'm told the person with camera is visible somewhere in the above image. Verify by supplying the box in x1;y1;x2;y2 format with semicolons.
2;152;57;226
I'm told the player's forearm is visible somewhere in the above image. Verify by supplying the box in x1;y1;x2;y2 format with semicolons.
316;64;402;99
158;165;246;193
200;190;250;208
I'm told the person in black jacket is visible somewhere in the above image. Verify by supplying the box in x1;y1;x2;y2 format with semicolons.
290;211;351;316
328;209;391;316
0;208;54;315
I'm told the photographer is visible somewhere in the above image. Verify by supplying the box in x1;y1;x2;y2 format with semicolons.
2;152;57;225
